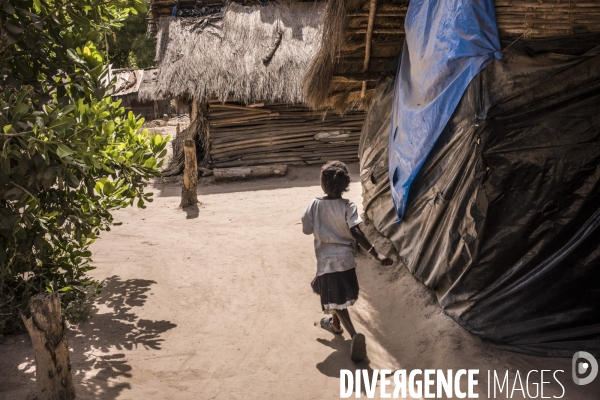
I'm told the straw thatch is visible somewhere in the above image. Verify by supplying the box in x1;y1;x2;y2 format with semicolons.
109;68;170;120
143;1;325;105
304;0;600;112
302;0;352;111
110;69;144;102
138;69;160;101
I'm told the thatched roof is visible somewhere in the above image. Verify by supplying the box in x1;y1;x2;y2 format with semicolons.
142;1;325;104
110;68;160;103
110;68;144;101
138;69;159;101
303;0;600;112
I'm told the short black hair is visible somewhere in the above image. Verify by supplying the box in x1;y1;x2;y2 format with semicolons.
321;161;351;197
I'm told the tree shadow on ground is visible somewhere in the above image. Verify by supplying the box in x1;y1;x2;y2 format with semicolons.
68;275;177;399
0;276;176;400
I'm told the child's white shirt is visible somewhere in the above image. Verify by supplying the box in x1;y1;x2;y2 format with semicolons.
301;197;363;276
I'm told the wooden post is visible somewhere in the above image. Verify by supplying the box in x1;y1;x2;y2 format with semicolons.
361;0;378;98
180;139;198;208
21;293;76;400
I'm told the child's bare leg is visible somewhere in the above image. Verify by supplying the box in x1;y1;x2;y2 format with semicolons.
334;309;357;337
331;312;342;332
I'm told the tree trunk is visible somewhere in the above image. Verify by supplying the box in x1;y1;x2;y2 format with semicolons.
21;293;76;400
180;139;198;207
213;165;287;182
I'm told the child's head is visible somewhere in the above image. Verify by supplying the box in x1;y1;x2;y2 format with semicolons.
321;161;351;198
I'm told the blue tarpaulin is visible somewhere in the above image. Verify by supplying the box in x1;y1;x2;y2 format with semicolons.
389;0;501;220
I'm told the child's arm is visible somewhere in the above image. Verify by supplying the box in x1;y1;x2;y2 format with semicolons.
301;202;314;235
350;225;394;265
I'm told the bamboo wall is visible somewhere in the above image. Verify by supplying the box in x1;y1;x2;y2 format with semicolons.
495;0;600;37
208;103;365;168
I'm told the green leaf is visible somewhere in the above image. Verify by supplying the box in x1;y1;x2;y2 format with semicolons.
95;178;108;194
0;214;20;229
66;49;85;64
13;103;29;117
49;117;76;132
143;158;156;169
5;22;23;35
3;2;16;14
65;171;80;188
56;144;74;158
59;105;76;117
33;234;46;251
3;187;23;201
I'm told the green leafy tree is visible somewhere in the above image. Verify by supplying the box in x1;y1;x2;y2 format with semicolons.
108;9;156;68
0;0;168;334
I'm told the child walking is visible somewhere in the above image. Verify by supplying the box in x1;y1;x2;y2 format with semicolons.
301;161;393;362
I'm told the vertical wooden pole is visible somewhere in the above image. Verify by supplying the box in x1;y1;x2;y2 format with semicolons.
361;0;378;98
180;139;198;208
21;293;76;400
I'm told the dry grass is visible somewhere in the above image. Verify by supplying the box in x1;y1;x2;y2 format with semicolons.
301;0;347;111
301;0;368;112
143;1;325;105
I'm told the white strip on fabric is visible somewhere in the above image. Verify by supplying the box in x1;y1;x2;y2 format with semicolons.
323;299;356;314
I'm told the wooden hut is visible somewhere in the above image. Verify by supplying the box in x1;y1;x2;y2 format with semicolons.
110;68;170;120
303;0;600;113
142;0;367;176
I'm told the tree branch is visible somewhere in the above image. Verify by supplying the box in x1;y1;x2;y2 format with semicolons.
9;181;39;202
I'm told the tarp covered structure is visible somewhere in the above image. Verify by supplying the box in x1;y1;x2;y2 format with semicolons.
360;23;600;356
390;0;501;220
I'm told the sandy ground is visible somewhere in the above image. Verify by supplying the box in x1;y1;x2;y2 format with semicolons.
1;163;598;399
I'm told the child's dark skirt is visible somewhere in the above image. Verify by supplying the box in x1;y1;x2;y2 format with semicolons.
311;268;359;314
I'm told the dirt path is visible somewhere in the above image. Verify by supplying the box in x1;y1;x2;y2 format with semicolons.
1;164;597;399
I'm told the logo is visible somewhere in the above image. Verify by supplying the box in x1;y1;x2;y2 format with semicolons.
572;351;598;385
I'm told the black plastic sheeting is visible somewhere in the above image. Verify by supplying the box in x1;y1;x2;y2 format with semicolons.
359;34;600;357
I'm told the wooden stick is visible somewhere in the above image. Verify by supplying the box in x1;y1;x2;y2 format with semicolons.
180;139;198;208
362;0;378;99
210;104;274;114
214;165;288;181
348;11;406;17
347;28;405;35
333;72;381;83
